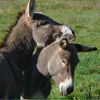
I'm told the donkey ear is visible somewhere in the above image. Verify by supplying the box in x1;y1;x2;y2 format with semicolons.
74;44;97;52
59;38;68;49
25;0;35;17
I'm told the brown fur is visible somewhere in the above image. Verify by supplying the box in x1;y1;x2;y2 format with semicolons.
0;10;25;48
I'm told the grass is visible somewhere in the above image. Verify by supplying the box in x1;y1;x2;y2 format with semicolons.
0;0;100;99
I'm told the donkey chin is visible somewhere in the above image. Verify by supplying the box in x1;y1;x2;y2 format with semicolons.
59;78;74;96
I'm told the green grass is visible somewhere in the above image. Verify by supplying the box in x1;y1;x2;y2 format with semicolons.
0;0;100;99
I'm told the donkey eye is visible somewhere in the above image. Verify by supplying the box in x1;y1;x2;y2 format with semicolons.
62;59;67;65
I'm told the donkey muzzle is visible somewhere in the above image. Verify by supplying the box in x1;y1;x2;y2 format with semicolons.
59;78;74;96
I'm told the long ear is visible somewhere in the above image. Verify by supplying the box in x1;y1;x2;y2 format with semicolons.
75;44;97;52
25;0;35;17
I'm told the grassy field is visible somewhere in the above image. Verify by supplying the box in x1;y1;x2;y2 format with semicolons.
0;0;100;99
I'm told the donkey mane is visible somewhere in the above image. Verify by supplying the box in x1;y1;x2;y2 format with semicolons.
0;10;25;48
33;12;60;24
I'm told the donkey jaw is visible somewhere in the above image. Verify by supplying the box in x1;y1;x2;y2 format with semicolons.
59;78;74;96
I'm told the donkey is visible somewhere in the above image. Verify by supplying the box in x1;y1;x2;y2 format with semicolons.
0;0;77;98
22;38;97;99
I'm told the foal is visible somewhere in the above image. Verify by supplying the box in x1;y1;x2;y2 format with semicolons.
22;38;97;99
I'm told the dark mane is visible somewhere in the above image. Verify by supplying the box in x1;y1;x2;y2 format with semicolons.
33;12;61;25
0;10;25;48
33;13;52;20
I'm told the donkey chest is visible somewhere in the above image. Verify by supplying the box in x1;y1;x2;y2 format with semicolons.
32;90;45;99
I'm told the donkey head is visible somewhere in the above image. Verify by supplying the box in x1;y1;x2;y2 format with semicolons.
37;38;97;96
24;0;75;47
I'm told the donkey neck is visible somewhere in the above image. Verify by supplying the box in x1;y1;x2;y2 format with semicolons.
1;16;36;71
23;51;51;98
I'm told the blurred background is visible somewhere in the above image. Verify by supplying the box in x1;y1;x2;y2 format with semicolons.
0;0;100;99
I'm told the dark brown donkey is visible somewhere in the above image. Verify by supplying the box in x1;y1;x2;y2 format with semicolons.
0;0;77;99
22;38;97;99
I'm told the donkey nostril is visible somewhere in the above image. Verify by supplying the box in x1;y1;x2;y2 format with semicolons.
67;86;74;94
